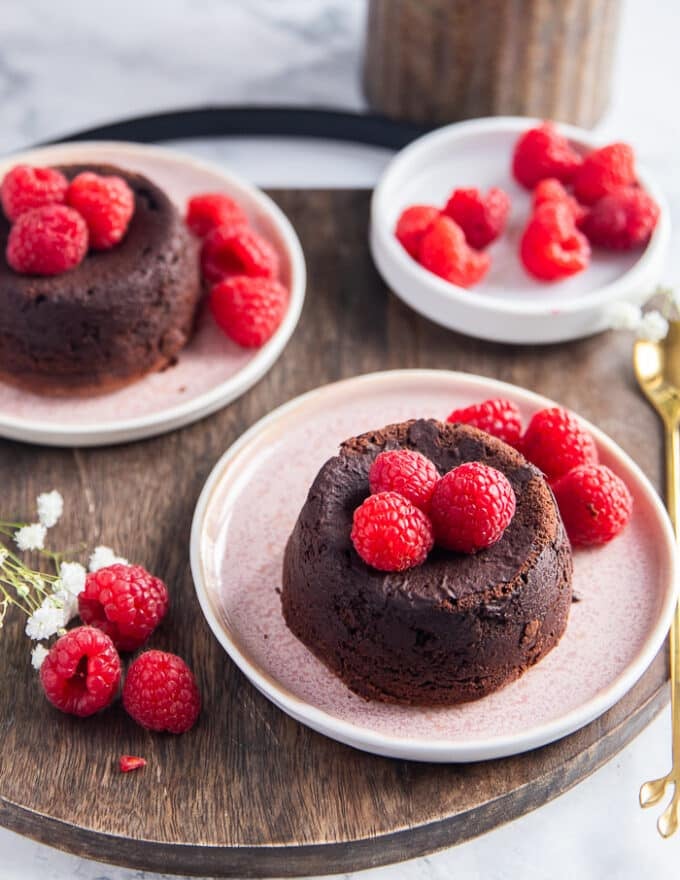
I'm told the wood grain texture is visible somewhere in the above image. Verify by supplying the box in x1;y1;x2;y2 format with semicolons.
0;190;668;877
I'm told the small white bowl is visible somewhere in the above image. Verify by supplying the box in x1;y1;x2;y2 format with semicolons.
370;117;670;345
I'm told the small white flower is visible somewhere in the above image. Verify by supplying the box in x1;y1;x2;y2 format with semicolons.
25;601;65;640
608;301;642;331
58;561;86;598
31;643;49;671
50;589;79;624
88;545;128;572
0;548;7;565
15;584;29;598
36;490;64;528
15;523;47;552
638;310;669;342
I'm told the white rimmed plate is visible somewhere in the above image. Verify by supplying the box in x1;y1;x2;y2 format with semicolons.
0;142;306;447
370;117;670;345
190;369;677;762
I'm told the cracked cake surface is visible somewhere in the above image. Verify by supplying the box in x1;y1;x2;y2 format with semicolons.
282;418;573;705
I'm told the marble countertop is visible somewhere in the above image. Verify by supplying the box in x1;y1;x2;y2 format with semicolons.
1;0;679;877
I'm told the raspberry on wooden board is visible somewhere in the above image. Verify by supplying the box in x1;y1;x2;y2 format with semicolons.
123;650;201;734
39;626;121;717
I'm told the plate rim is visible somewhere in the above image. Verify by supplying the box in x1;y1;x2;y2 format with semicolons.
0;140;306;447
190;368;678;762
370;115;671;318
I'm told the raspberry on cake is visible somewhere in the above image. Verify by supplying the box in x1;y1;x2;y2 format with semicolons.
0;162;202;395
430;461;516;553
282;419;573;706
6;205;88;276
368;448;439;512
66;171;134;250
39;626;121;717
447;398;522;446
1;165;68;221
351;491;434;572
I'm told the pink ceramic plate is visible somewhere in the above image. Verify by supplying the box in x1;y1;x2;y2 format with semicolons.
191;370;677;762
0;142;306;447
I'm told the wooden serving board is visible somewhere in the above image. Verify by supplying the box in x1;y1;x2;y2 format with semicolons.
0;190;668;878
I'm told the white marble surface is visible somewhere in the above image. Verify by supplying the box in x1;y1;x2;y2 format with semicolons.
1;0;680;877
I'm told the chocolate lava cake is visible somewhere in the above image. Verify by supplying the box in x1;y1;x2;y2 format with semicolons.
0;163;201;394
282;418;573;706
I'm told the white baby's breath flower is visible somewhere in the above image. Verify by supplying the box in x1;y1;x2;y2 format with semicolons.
637;310;669;342
48;588;79;625
58;561;86;598
31;643;49;671
36;490;63;528
15;523;47;552
608;301;642;331
0;548;7;565
88;545;127;572
25;601;65;640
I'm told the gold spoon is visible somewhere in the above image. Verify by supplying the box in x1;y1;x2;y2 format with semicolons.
634;320;680;837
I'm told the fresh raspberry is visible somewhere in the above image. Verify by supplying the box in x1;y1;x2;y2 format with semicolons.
520;202;590;281
552;464;633;546
579;187;659;250
512;123;583;189
78;563;169;652
201;225;279;285
572;143;636;205
122;650;201;734
395;205;439;258
210;276;289;348
351;491;434;572
442;187;510;249
368;449;439;512
119;755;147;773
185;192;248;238
66;171;134;250
418;215;490;288
533;178;587;225
6;205;88;276
1;164;68;221
430;462;516;553
39;626;121;717
520;406;598;482
446;398;523;446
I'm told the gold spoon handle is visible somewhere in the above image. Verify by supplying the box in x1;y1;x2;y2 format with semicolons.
665;422;680;769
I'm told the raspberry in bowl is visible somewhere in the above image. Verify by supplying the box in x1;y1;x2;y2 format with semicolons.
370;117;669;344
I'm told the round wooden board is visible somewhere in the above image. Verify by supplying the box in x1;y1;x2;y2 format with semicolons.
0;190;669;878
